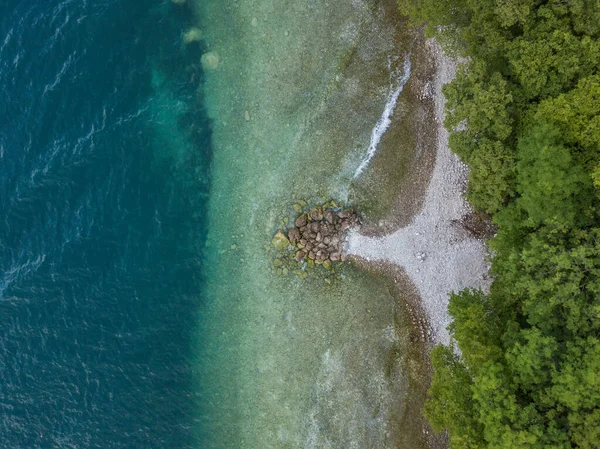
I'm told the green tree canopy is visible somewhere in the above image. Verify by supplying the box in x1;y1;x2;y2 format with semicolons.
515;124;593;227
400;0;600;446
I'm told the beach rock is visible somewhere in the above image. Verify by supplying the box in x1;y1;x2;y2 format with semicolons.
271;230;289;250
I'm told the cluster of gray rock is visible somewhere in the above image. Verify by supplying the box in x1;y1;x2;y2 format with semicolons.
273;205;360;266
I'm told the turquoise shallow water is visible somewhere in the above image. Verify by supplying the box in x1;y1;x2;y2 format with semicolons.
0;1;210;447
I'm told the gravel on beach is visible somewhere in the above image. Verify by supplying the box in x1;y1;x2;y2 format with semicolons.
347;41;491;345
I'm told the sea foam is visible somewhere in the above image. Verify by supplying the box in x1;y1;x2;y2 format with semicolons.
353;55;411;178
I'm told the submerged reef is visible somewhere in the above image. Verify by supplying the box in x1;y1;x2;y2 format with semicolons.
271;201;361;279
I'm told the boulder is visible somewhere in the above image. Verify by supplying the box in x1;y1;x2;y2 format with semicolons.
295;214;307;227
324;209;335;224
338;209;352;219
295;250;306;262
288;227;300;244
310;206;324;221
308;251;315;260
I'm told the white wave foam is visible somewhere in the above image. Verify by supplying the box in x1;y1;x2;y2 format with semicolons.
353;56;411;178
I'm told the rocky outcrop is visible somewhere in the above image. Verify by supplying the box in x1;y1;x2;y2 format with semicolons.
273;204;360;267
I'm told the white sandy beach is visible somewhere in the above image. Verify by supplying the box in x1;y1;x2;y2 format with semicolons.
348;41;491;345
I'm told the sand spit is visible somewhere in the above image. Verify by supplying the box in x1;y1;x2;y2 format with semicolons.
347;41;491;345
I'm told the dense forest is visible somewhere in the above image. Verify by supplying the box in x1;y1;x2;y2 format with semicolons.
399;0;600;447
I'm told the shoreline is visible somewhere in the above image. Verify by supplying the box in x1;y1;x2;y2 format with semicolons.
190;1;446;447
347;40;491;345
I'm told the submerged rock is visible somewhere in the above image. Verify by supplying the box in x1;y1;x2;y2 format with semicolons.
201;52;220;70
183;27;202;44
271;230;290;250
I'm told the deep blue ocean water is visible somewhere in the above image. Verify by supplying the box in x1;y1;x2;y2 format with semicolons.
0;0;210;447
